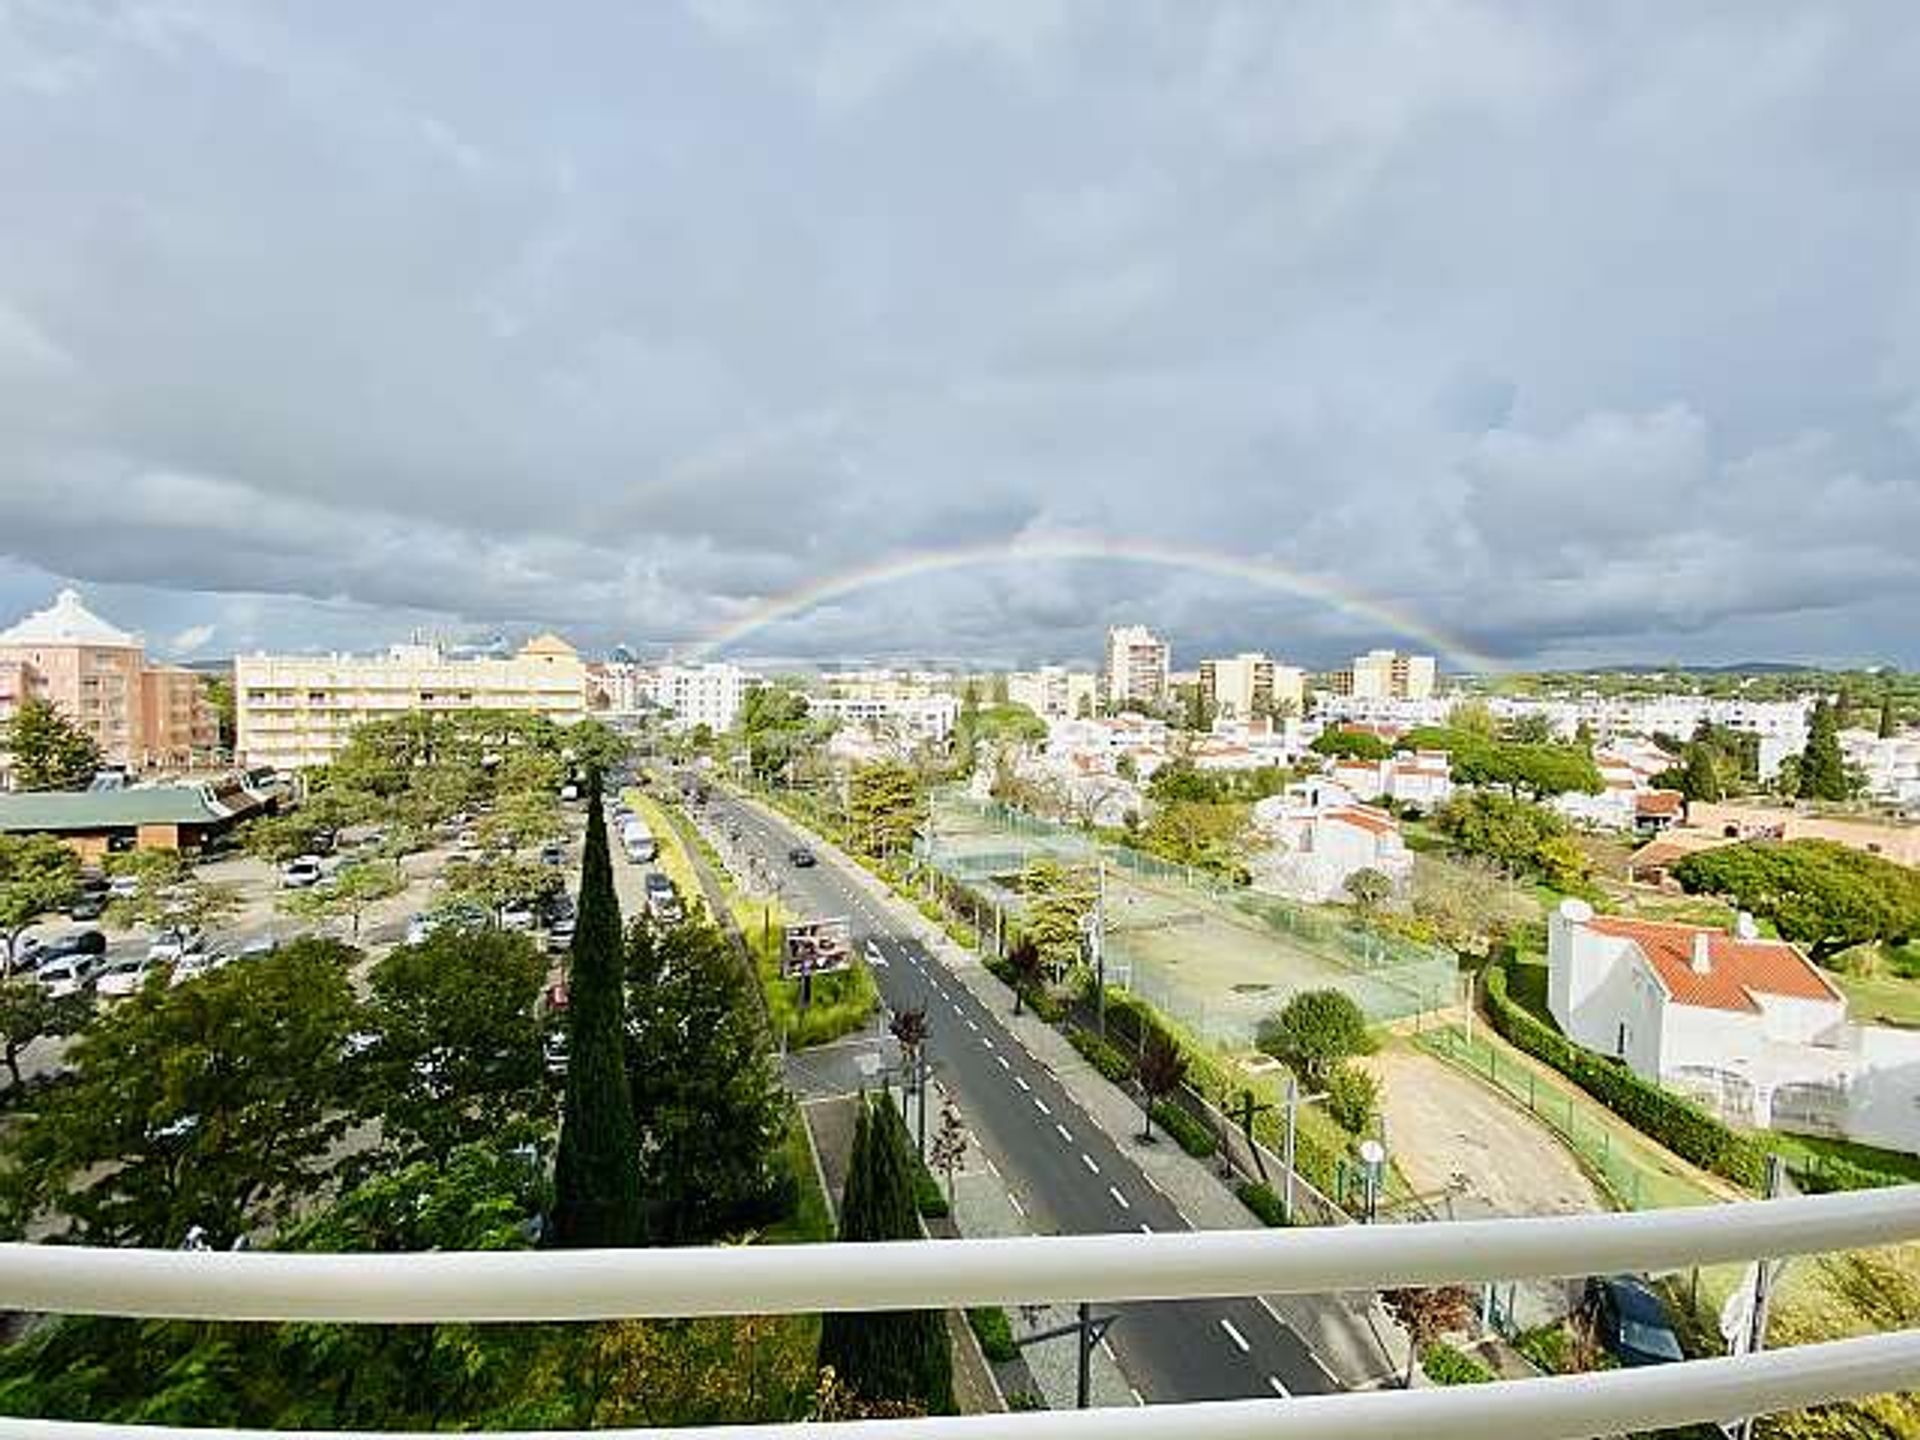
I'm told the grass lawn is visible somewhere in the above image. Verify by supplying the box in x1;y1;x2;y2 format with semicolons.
763;1110;835;1245
1829;969;1920;1027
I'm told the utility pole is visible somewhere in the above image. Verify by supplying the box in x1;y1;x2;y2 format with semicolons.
1282;1077;1328;1223
1091;855;1108;1037
1015;1303;1116;1410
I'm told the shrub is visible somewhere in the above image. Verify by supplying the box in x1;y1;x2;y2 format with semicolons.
1482;965;1765;1188
1322;1062;1380;1134
912;1159;949;1219
1236;1180;1291;1227
1421;1341;1495;1386
1257;989;1373;1081
1068;1026;1134;1085
1150;1100;1216;1159
966;1306;1018;1363
1026;988;1066;1024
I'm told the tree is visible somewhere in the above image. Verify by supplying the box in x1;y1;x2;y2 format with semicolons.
0;939;359;1247
1343;867;1393;918
0;834;79;975
929;1095;968;1208
849;761;925;860
280;861;405;939
1679;743;1723;803
1433;791;1588;889
1311;728;1391;762
1408;855;1534;958
624;918;790;1244
4;697;100;791
1797;700;1850;802
1004;936;1044;1015
818;1094;953;1413
1135;1030;1187;1142
479;785;564;853
358;926;548;1167
0;977;88;1087
240;812;336;864
1322;1063;1380;1134
1257;988;1374;1083
439;851;561;924
1015;860;1095;977
104;853;240;938
1139;799;1250;880
1878;690;1898;740
552;773;643;1248
1382;1286;1476;1388
566;717;632;778
1502;712;1555;744
889;1003;930;1124
1672;839;1920;962
1446;699;1497;738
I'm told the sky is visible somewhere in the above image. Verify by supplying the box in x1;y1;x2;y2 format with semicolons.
1;1;1917;673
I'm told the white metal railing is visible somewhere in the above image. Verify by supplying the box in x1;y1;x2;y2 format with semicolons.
0;1187;1914;1439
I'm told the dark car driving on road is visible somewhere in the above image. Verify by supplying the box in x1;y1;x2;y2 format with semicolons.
787;846;817;868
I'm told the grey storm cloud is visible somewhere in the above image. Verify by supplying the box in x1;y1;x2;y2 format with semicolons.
0;0;1918;669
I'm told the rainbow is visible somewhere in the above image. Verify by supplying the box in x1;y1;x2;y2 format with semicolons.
680;533;1500;671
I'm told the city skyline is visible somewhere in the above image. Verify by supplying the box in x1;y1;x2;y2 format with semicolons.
2;6;1919;668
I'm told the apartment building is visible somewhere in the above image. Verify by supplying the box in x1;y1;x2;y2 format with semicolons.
235;634;589;769
0;589;217;776
1198;652;1306;720
1331;648;1437;701
653;662;759;734
1104;625;1170;709
810;692;960;747
1007;666;1099;720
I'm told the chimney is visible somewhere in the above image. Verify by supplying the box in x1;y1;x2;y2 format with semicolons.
1734;910;1760;941
1690;932;1713;975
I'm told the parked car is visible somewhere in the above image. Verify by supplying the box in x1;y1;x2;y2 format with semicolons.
644;872;683;923
171;948;231;986
499;899;538;932
546;920;576;955
107;874;141;900
540;841;567;867
1583;1276;1685;1367
281;855;325;889
66;892;108;922
35;952;102;998
787;846;817;868
20;928;107;970
543;1032;568;1076
95;954;160;999
147;927;207;964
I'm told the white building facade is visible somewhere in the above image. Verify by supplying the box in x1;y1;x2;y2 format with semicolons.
1199;653;1306;720
1248;787;1414;904
1547;900;1920;1152
1104;625;1170;709
654;662;759;734
1007;667;1099;720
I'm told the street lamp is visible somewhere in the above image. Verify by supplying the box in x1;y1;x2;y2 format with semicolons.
1358;1137;1387;1224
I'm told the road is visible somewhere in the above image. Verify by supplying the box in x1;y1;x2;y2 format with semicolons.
691;783;1339;1405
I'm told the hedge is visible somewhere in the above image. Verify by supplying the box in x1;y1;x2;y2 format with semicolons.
1482;965;1766;1189
1236;1180;1290;1227
913;1159;950;1219
1421;1342;1495;1386
1151;1100;1217;1158
966;1306;1019;1363
1068;1026;1135;1085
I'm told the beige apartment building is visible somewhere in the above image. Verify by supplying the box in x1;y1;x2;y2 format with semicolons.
1104;625;1171;709
0;590;217;778
1199;652;1306;720
235;633;589;769
1331;648;1438;701
1008;666;1099;720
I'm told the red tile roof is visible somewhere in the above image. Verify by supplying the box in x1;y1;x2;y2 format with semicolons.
1326;807;1398;838
1636;790;1685;817
1587;916;1841;1014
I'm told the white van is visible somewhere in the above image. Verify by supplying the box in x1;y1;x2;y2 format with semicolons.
620;819;657;862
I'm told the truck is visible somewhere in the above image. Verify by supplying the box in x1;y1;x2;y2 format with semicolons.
620;818;657;863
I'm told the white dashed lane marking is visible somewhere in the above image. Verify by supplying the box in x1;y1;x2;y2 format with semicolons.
1108;1186;1130;1210
1220;1318;1250;1354
1267;1375;1290;1397
1033;1097;1051;1115
1054;1122;1074;1143
1080;1153;1100;1176
1014;1076;1030;1092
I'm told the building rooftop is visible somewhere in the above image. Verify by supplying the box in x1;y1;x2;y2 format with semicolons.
0;589;141;649
0;781;268;833
1588;915;1841;1014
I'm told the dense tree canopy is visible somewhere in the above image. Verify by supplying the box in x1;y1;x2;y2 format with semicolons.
1394;726;1601;799
847;761;926;860
3;698;100;792
1672;840;1920;961
1257;988;1374;1081
0;834;79;974
1311;728;1391;762
1433;791;1589;890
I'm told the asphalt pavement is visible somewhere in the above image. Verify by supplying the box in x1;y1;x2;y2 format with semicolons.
692;786;1340;1404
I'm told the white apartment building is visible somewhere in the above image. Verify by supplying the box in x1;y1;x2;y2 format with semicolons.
1548;900;1920;1152
1104;625;1170;708
1841;727;1920;811
1199;653;1306;720
1007;666;1099;720
235;634;589;769
654;662;759;734
1483;695;1812;778
1335;649;1437;702
1327;750;1456;811
809;692;960;746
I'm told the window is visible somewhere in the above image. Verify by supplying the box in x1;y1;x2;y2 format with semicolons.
1615;1022;1629;1058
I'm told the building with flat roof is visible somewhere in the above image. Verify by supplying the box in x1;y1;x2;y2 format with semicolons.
0;590;218;780
653;662;759;734
235;634;589;769
1007;667;1099;720
1104;625;1170;709
1329;648;1437;702
1198;652;1305;721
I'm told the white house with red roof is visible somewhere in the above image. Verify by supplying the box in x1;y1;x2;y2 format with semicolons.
1548;900;1920;1151
1249;785;1414;903
1328;749;1456;811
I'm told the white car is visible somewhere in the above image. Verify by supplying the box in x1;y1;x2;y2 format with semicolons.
499;900;537;932
282;856;325;889
107;874;141;900
95;955;159;999
170;949;231;986
147;928;207;964
36;953;100;999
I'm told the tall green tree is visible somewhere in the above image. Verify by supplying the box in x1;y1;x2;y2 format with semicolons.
1878;690;1898;740
0;939;359;1247
0;977;88;1087
818;1095;952;1413
4;697;100;791
358;926;548;1167
1672;839;1920;962
552;773;643;1248
625;918;789;1243
1680;743;1723;803
0;834;79;975
848;761;926;859
1797;700;1850;802
1257;988;1374;1082
280;861;405;940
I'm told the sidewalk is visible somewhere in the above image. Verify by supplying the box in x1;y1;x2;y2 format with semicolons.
730;788;1412;1391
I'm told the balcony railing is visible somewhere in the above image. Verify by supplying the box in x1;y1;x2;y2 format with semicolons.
2;1186;1916;1438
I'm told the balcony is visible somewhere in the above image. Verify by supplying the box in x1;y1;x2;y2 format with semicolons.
1;1187;1915;1438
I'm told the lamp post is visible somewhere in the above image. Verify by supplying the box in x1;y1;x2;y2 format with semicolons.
1281;1076;1329;1224
1358;1137;1387;1224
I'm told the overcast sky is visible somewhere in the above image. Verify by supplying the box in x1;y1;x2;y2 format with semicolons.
2;2;1917;671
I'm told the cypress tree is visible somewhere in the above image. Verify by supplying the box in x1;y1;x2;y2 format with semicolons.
818;1094;954;1413
552;770;643;1247
1879;691;1897;740
1681;743;1722;803
1796;701;1849;803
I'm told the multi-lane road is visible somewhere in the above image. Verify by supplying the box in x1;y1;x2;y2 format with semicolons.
689;783;1340;1405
